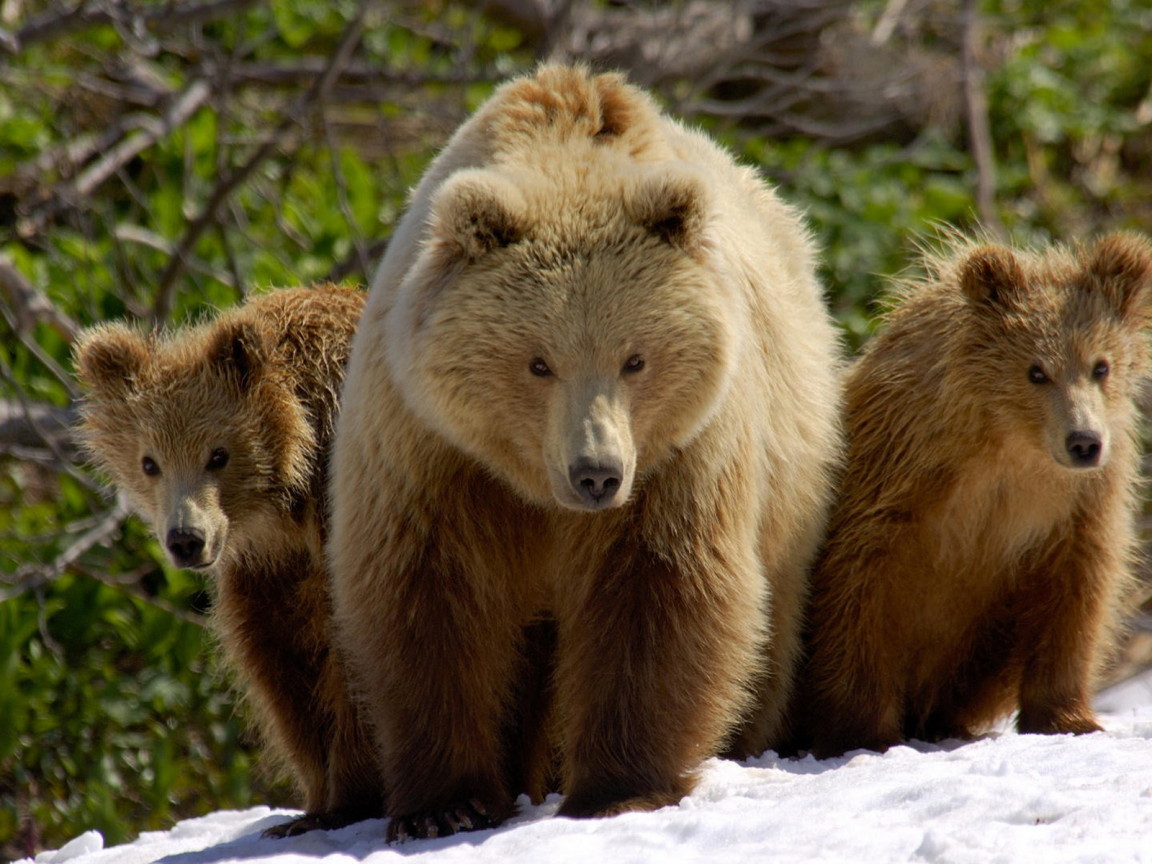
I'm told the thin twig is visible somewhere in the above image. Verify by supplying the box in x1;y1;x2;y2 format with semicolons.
151;3;370;323
76;79;212;199
0;256;80;341
961;0;1006;241
1;493;132;602
6;0;262;54
321;110;373;283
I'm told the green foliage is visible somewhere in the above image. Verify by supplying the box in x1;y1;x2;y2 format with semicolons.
2;0;1150;858
738;133;976;347
0;465;291;855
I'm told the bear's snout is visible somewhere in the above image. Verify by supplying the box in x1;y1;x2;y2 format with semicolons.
1065;430;1104;468
568;457;624;509
167;526;208;567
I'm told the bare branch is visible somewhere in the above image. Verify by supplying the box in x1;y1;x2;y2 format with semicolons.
0;400;77;456
76;80;212;199
5;0;263;55
0;493;132;602
151;3;371;322
961;0;1006;241
0;256;80;342
13;79;213;241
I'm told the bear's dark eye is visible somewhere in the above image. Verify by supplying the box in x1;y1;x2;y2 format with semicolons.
622;354;645;374
142;456;160;477
1092;360;1110;381
206;448;229;470
529;358;553;378
1027;365;1049;384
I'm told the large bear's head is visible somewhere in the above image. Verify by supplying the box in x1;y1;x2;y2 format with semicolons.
74;316;314;569
384;162;745;511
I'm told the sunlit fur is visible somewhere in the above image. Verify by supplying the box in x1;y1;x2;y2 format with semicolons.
74;285;381;833
793;232;1152;758
328;64;843;838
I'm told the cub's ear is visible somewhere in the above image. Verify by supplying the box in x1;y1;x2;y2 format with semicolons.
429;170;526;263
625;166;709;255
207;318;266;389
73;323;149;399
959;244;1027;308
1086;232;1152;322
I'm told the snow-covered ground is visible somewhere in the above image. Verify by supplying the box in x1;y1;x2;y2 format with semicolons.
25;672;1152;864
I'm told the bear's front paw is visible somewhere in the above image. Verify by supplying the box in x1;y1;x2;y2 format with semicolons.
1017;706;1103;736
386;798;504;843
558;786;684;820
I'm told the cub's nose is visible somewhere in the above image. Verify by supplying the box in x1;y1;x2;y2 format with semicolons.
166;527;207;566
568;458;623;509
1065;431;1103;468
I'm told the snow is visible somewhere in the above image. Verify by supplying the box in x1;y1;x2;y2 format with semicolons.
23;674;1152;864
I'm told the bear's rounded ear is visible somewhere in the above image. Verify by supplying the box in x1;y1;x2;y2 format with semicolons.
429;170;526;264
73;323;149;399
208;318;266;390
626;167;709;255
1085;232;1152;322
959;245;1026;309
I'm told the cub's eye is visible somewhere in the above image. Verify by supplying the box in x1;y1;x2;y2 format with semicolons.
1092;360;1110;380
529;358;553;378
622;354;645;374
142;456;160;477
1027;365;1049;384
206;448;229;470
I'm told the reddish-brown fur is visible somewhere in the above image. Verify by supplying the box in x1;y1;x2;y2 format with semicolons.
73;285;380;835
795;233;1152;758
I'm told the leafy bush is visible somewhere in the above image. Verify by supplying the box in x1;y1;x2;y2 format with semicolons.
2;0;1150;858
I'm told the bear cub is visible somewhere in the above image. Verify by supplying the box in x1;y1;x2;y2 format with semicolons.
74;285;380;836
796;233;1152;758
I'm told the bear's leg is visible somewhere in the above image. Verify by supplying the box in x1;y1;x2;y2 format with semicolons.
917;609;1020;742
554;540;761;818
800;581;906;759
337;542;529;842
502;618;559;804
380;596;526;842
320;660;384;826
213;559;337;832
264;683;383;838
734;547;815;758
1014;529;1114;736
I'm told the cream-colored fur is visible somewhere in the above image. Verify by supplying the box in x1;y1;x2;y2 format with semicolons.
328;65;842;840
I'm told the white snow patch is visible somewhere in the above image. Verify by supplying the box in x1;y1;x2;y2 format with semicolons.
20;672;1152;864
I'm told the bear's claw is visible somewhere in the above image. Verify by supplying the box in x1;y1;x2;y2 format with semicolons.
387;799;499;843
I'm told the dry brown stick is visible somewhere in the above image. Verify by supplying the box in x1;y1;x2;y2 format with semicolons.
5;0;261;54
0;256;80;342
1;493;132;602
320;111;373;284
0;298;80;405
961;0;1006;241
150;3;369;323
75;80;212;199
13;79;214;243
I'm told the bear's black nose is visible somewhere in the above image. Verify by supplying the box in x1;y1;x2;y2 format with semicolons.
167;527;207;566
1065;431;1103;467
569;458;623;508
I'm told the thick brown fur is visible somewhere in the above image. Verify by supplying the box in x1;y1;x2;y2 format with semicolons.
328;64;842;841
795;232;1152;758
73;285;381;835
